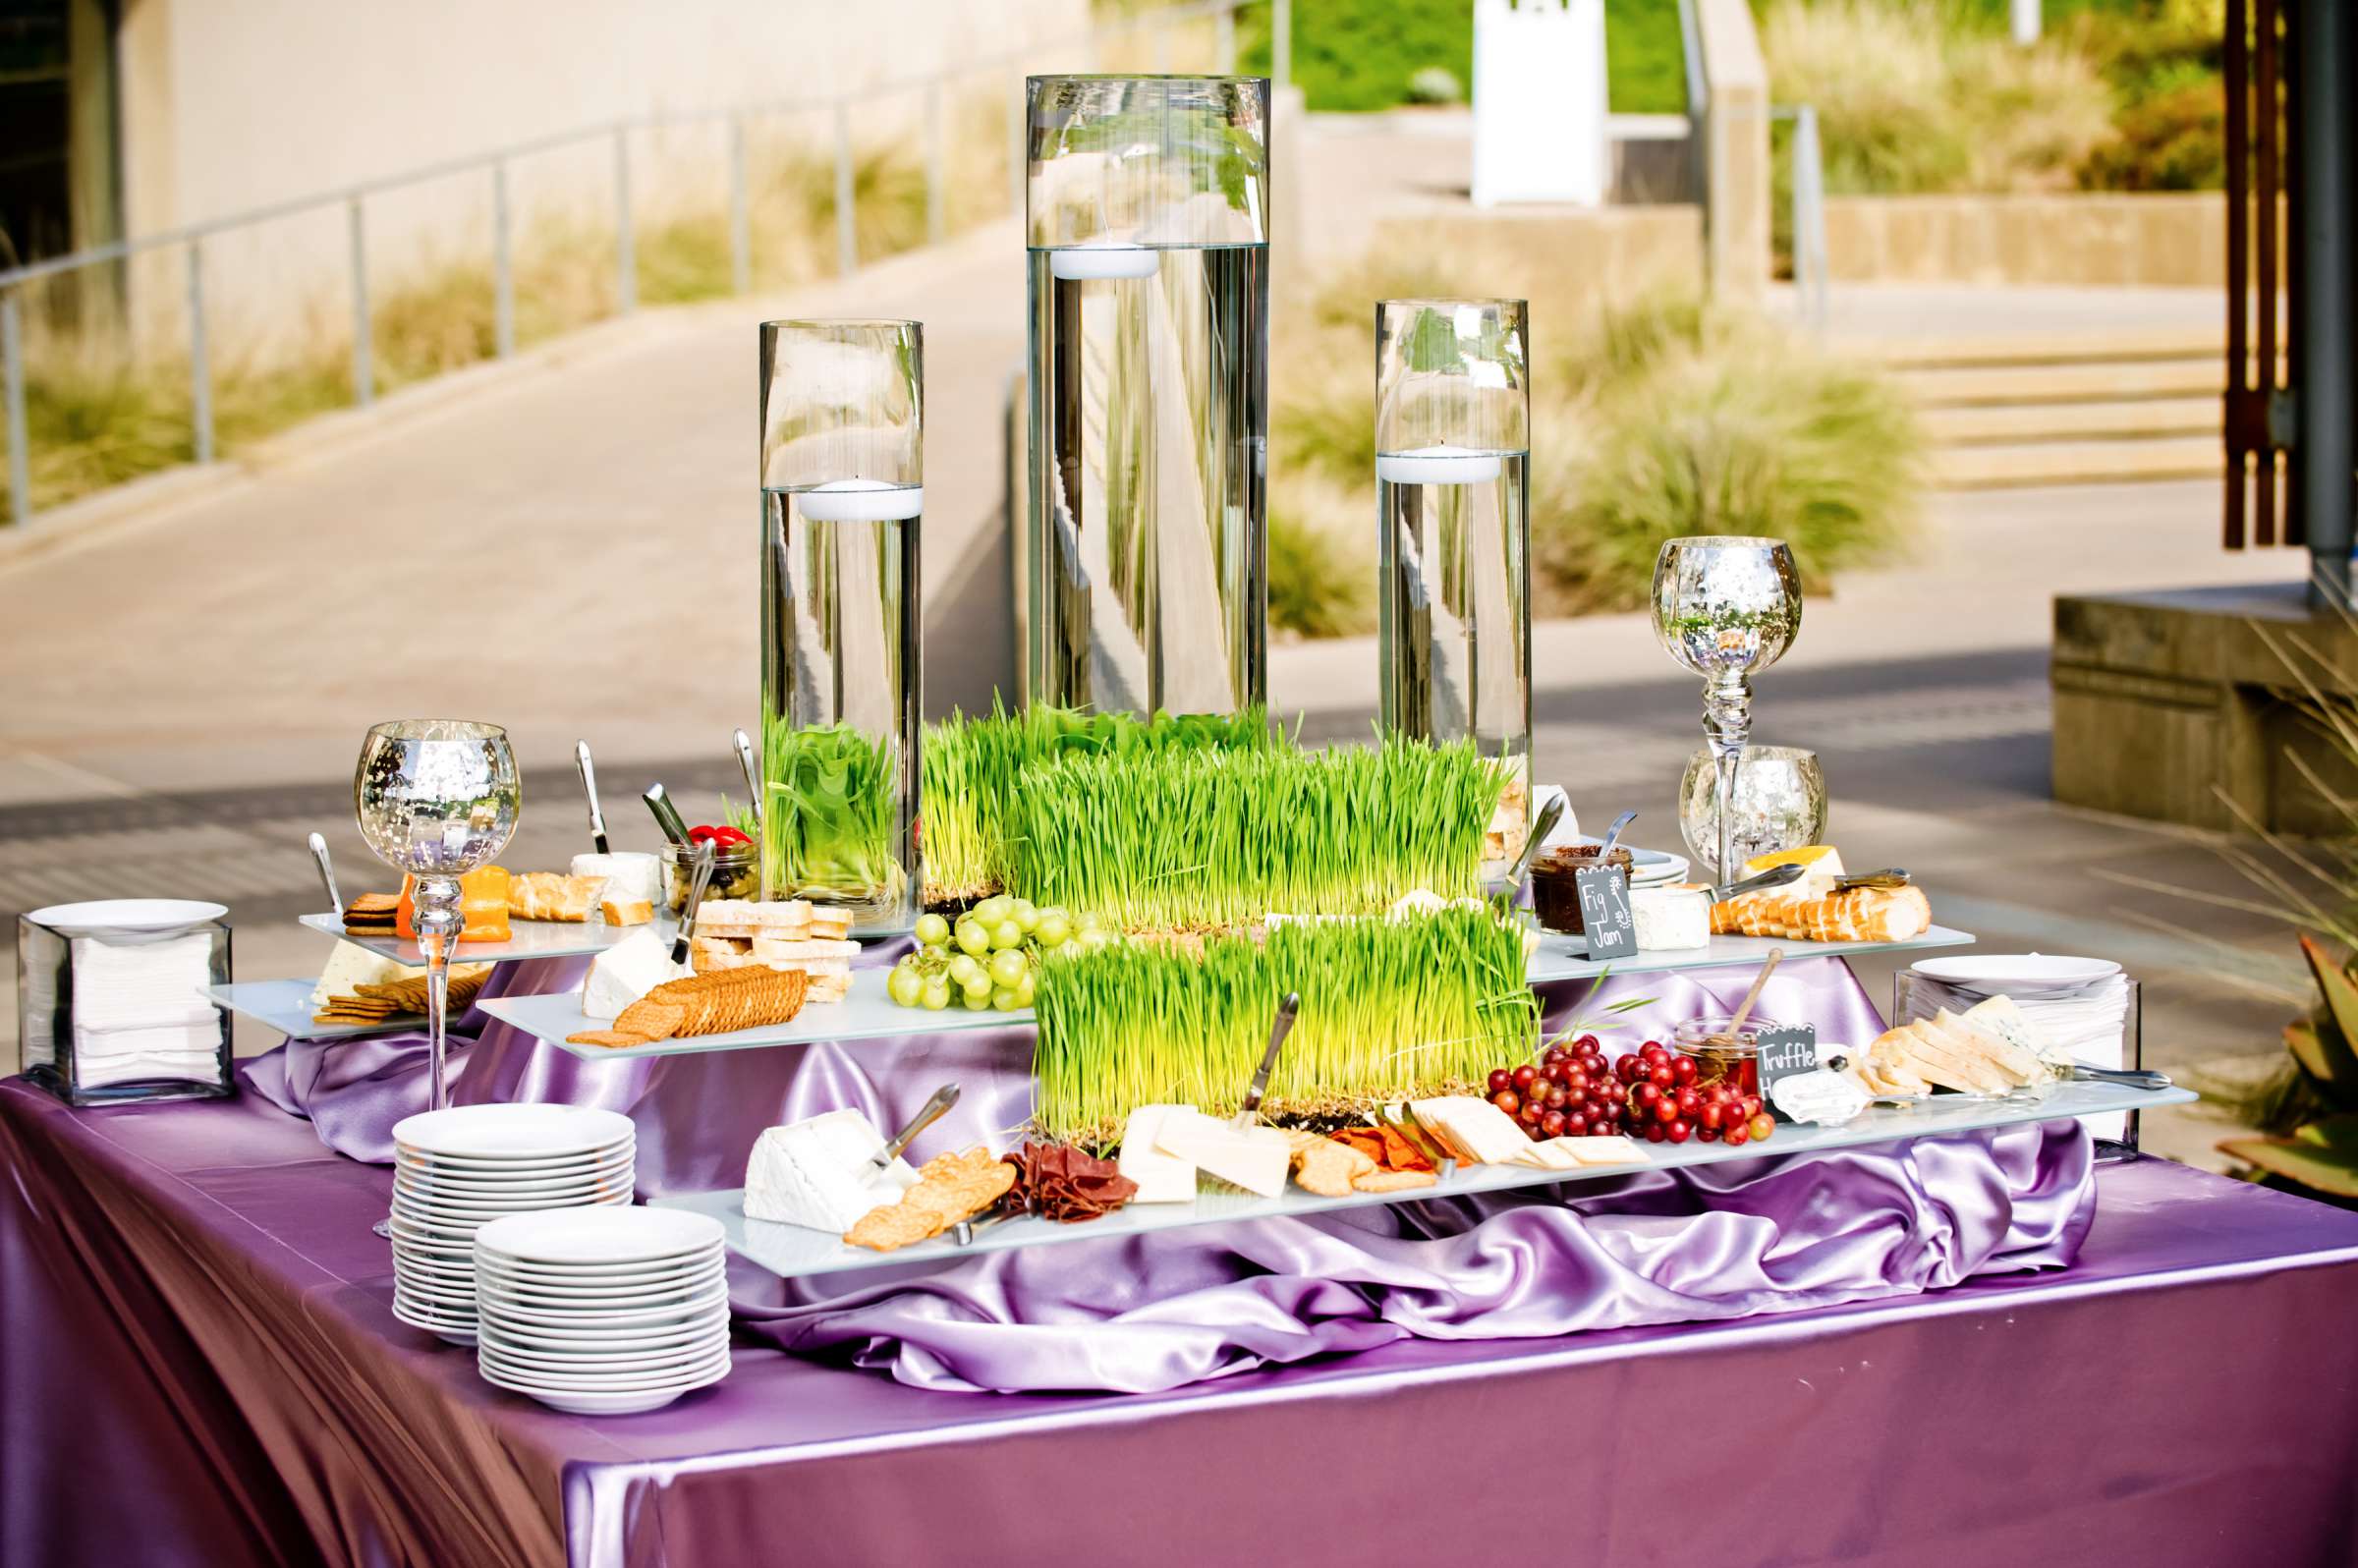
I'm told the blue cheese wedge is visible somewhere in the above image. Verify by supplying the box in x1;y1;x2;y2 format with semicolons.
1117;1104;1200;1203
744;1109;919;1233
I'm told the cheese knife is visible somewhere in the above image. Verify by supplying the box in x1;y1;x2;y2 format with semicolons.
733;728;762;816
1232;991;1300;1130
668;839;716;970
872;1083;961;1170
643;783;692;848
575;741;611;854
308;832;343;917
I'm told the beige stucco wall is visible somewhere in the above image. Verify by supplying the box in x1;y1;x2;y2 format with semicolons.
107;0;1091;350
1825;192;2279;290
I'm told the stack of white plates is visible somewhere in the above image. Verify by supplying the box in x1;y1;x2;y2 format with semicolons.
387;1104;636;1345
471;1206;730;1414
1562;837;1691;888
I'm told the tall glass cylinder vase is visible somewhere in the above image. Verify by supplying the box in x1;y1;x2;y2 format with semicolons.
1376;298;1532;878
758;318;922;936
1025;74;1269;716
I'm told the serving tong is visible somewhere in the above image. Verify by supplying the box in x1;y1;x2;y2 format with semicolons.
1708;860;1806;904
733;729;762;814
1834;868;1910;891
644;783;693;848
1377;1103;1458;1181
1497;795;1567;907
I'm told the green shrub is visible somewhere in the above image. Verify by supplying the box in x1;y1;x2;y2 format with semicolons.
1265;248;1921;634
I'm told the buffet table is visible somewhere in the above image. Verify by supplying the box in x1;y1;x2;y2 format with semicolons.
7;1071;2357;1568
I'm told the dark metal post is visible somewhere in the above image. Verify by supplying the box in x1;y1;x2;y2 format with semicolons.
2299;0;2352;603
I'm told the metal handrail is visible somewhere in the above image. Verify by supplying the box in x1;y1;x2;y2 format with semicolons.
1774;104;1830;333
0;0;1270;527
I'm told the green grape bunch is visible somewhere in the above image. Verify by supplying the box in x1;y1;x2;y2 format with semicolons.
884;896;1113;1012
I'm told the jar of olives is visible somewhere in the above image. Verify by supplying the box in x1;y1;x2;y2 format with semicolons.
662;838;760;915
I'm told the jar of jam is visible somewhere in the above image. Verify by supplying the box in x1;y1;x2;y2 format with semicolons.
1527;845;1636;936
1673;1014;1782;1097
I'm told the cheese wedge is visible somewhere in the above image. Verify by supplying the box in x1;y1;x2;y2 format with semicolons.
582;928;689;1021
1409;1095;1535;1166
1935;1006;2046;1084
1151;1108;1291;1198
743;1109;919;1232
309;940;421;1009
1118;1104;1200;1203
1739;844;1845;897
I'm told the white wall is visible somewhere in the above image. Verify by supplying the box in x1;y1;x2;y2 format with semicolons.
109;0;1090;351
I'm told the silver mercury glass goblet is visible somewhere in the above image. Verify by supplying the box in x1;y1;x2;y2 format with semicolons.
353;719;521;1114
1650;538;1802;886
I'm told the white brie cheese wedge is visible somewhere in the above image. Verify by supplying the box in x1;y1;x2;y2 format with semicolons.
1117;1104;1200;1203
743;1109;919;1233
1962;994;2069;1072
581;927;687;1021
309;941;421;1008
571;851;663;908
1769;1068;1871;1126
1151;1108;1292;1198
1631;884;1712;951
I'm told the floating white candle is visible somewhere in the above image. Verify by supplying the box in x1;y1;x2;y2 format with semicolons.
1375;445;1507;485
791;478;926;523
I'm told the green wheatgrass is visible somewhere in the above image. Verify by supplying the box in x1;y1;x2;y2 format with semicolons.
1031;907;1537;1145
1003;735;1510;933
920;701;1284;903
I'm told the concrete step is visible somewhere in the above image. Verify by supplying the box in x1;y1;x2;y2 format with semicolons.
1860;325;2236;369
1931;435;2223;488
1923;395;2222;447
1895;358;2240;407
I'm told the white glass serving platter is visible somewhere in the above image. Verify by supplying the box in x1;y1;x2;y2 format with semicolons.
652;1079;2195;1285
300;912;672;966
205;979;418;1040
477;967;1024;1061
1524;924;1975;983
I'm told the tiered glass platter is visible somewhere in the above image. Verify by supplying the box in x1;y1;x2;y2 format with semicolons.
652;1078;2195;1285
479;970;989;1060
205;979;418;1040
477;925;1980;1062
299;912;671;966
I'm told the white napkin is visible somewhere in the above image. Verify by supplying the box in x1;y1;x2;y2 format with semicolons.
66;934;223;1088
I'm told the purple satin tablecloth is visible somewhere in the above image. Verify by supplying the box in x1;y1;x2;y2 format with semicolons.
4;1078;2356;1567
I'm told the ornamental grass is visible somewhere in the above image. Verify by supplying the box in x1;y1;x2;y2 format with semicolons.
1031;907;1537;1146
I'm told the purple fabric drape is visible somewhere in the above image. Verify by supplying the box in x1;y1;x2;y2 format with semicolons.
7;1078;2358;1568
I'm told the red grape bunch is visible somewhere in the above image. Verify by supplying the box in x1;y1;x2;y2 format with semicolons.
1487;1036;1777;1148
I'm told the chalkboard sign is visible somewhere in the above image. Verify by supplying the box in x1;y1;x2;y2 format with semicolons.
1575;867;1636;959
1755;1025;1820;1117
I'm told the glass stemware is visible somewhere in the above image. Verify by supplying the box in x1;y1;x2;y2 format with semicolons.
1678;745;1827;879
1650;537;1801;885
354;720;521;1112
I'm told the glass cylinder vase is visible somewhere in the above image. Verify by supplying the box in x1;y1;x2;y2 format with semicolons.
1376;298;1532;877
1024;74;1269;717
758;318;923;936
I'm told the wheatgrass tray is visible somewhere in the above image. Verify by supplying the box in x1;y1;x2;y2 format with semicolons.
652;1078;2193;1285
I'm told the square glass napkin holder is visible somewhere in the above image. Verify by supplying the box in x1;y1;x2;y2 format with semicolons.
1891;970;2144;1162
17;914;236;1106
